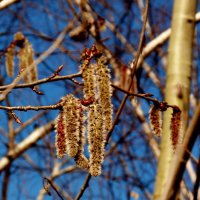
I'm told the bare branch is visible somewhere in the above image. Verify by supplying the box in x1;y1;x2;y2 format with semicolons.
0;121;54;172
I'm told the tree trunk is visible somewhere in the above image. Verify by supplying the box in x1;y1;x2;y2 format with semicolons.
154;0;197;199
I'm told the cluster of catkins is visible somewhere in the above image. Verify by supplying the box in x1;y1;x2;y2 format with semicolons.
55;53;113;176
149;103;182;151
5;32;37;83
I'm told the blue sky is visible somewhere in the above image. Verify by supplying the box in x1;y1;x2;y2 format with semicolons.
0;0;199;199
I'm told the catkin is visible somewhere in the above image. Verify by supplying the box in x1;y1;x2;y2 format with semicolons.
149;105;162;137
82;52;113;176
62;95;82;157
55;111;67;158
27;42;37;82
14;32;29;83
74;103;89;170
82;62;96;99
88;103;105;176
55;94;88;168
75;154;89;170
170;107;181;151
5;44;15;77
14;32;37;83
96;56;113;133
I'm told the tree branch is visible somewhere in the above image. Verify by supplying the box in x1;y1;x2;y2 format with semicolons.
0;0;19;10
0;121;54;172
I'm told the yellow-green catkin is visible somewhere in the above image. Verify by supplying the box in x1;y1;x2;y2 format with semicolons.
96;56;113;133
88;103;105;176
82;62;96;99
5;44;15;77
14;32;37;83
81;54;113;176
149;105;162;137
61;94;82;157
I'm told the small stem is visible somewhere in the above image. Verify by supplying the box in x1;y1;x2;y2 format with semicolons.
0;103;62;111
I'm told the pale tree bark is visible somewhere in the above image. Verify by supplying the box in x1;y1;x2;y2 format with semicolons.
0;0;19;10
154;0;197;199
160;103;200;200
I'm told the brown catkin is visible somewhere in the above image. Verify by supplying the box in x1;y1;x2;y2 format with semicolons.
14;32;29;83
88;103;105;176
55;111;67;158
14;32;37;83
170;106;181;151
74;102;89;170
26;42;37;82
149;105;162;137
96;56;113;133
75;154;89;170
5;44;15;77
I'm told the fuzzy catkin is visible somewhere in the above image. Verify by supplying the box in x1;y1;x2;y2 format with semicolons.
55;111;67;158
88;103;105;176
5;44;15;77
62;95;82;157
170;107;181;151
55;94;88;167
96;56;113;133
14;32;29;83
74;103;89;170
14;32;37;83
75;154;89;170
149;105;162;137
82;62;96;99
26;42;37;82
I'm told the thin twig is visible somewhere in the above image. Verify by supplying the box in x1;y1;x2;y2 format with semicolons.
14;111;48;135
74;174;91;200
106;0;149;142
43;177;64;200
0;102;62;111
47;65;64;81
0;72;81;91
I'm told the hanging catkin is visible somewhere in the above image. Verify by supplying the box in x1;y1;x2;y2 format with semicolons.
88;103;105;176
55;46;113;175
81;49;113;176
55;94;86;158
82;62;96;99
26;42;38;82
149;104;162;137
5;43;15;77
62;95;82;157
74;103;89;170
96;56;113;133
170;106;181;151
55;111;67;158
82;62;101;174
14;32;37;83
